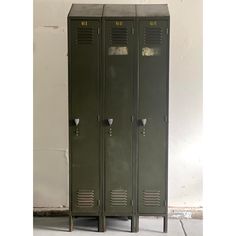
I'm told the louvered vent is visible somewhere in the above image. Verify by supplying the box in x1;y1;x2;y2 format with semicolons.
144;27;163;45
110;189;127;207
77;28;93;45
77;189;95;208
143;190;161;207
111;28;128;45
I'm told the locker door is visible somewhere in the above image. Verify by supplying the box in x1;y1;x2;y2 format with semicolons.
69;20;101;214
104;20;134;215
138;20;168;214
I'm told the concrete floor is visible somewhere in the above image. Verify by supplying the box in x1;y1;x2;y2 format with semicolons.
34;217;202;236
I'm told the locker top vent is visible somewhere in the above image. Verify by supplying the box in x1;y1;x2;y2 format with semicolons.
77;27;94;45
144;27;163;45
111;27;128;46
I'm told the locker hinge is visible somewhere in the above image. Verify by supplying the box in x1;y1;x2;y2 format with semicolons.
166;28;169;35
164;115;168;123
97;200;100;207
164;200;167;207
97;27;100;35
97;115;100;122
131;115;134;122
132;27;135;35
131;200;134;206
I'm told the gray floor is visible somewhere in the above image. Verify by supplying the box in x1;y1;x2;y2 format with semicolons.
34;217;202;236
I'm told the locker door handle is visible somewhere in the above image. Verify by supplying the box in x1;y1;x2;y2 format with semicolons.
141;118;147;127
140;118;147;137
107;118;113;137
74;118;80;126
107;118;113;126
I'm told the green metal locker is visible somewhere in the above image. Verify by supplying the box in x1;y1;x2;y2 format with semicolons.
67;4;103;231
103;4;135;219
136;5;169;232
68;4;169;233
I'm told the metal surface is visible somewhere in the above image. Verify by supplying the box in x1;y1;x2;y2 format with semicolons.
68;14;102;219
137;19;169;215
68;6;104;232
136;4;169;18
104;18;135;216
68;4;169;233
103;4;135;17
69;4;104;17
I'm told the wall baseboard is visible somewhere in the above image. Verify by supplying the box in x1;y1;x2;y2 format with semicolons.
33;207;203;219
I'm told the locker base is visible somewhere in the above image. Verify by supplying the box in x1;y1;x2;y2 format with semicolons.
131;215;139;232
163;215;168;233
68;214;168;233
98;216;106;232
68;214;73;232
138;214;168;233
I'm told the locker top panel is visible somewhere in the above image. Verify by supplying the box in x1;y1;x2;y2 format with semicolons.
68;4;104;18
103;4;135;17
136;4;169;18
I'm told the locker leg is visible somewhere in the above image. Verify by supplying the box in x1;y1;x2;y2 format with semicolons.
163;215;168;233
131;215;139;232
98;216;106;232
69;214;73;232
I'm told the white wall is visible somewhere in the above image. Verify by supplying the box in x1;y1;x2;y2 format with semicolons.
33;0;202;208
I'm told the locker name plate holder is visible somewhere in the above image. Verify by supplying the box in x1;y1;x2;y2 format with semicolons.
142;47;160;56
109;47;128;56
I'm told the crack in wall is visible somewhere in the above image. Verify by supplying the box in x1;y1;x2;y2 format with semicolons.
180;219;188;236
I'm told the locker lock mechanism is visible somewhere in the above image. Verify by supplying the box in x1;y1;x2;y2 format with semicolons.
141;118;147;136
107;118;113;137
74;118;80;136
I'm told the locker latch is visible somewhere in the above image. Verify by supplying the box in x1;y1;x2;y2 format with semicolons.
74;118;80;136
164;200;167;207
107;118;113;136
141;118;147;136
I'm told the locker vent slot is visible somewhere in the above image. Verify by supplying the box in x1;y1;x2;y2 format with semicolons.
144;27;163;45
77;28;93;45
111;28;128;45
77;189;95;208
143;190;161;207
110;189;127;207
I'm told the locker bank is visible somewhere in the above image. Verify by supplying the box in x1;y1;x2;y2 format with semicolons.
68;4;169;232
